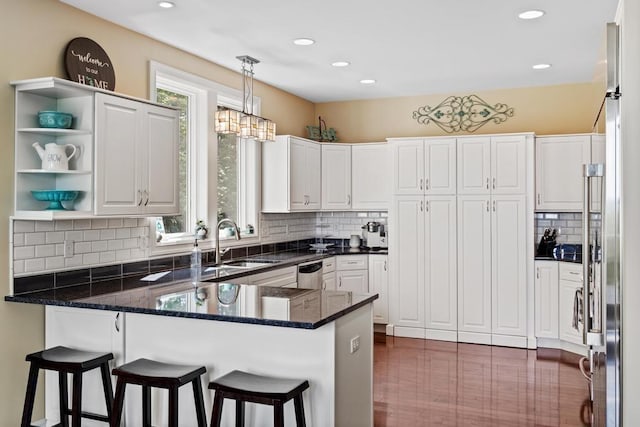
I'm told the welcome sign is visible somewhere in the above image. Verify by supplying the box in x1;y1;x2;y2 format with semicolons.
64;37;116;91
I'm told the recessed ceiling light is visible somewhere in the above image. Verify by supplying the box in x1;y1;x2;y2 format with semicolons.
360;79;376;85
532;63;551;70
158;1;175;8
293;38;315;46
518;10;545;20
331;61;350;67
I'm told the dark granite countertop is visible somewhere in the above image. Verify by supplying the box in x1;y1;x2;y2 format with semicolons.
534;256;582;264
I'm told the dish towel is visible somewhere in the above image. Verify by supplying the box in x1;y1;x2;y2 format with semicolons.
572;288;583;331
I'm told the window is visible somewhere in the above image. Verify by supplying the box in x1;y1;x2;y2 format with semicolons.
150;62;260;249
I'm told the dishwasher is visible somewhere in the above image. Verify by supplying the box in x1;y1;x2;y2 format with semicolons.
297;260;323;289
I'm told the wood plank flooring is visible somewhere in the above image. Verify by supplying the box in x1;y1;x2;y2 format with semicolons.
374;336;591;426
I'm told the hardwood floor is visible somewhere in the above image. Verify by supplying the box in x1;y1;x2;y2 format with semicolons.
374;336;591;426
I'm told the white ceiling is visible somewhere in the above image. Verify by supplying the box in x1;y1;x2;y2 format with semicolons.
60;0;618;103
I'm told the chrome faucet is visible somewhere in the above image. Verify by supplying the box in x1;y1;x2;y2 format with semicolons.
215;218;241;265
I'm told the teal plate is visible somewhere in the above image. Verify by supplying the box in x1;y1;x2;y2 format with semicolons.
31;190;79;210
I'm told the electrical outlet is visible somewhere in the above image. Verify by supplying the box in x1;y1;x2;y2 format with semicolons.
63;240;74;258
350;335;360;354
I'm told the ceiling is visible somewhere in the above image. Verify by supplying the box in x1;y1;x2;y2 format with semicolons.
60;0;619;103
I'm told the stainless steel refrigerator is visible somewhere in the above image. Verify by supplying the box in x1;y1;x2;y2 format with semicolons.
583;21;622;427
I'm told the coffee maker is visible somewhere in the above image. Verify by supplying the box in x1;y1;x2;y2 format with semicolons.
361;221;388;248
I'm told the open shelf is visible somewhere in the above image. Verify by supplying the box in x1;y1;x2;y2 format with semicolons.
17;169;92;175
18;128;92;136
13;210;95;221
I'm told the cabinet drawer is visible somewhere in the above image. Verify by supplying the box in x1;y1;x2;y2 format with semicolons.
559;263;583;282
322;257;336;273
249;266;297;287
336;255;368;270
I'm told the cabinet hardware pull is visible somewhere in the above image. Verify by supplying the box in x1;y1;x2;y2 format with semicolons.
493;200;496;212
486;201;489;212
420;200;424;211
347;194;351;205
115;313;120;332
144;190;149;206
486;178;489;190
339;277;342;287
384;261;387;271
425;201;429;212
420;178;423;191
569;271;581;275
492;177;496;190
425;179;429;190
536;268;539;279
537;193;541;205
137;190;143;206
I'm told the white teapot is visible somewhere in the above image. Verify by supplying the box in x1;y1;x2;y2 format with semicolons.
32;142;77;171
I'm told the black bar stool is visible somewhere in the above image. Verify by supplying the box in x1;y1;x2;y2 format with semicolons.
21;346;114;427
110;358;207;427
208;370;309;427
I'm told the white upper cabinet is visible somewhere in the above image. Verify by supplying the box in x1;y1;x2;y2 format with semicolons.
535;134;592;211
95;93;179;216
391;138;456;195
458;135;526;195
262;135;321;212
351;143;391;210
322;144;352;210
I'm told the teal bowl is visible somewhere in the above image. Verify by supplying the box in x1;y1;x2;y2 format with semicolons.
37;111;73;129
31;190;79;210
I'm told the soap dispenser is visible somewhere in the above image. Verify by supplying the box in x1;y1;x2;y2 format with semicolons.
191;239;202;286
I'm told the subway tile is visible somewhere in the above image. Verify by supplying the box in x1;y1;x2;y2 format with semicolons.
122;273;150;291
123;218;138;227
64;255;84;268
99;252;116;264
91;218;108;229
92;264;122;281
123;260;149;276
108;218;124;228
54;220;73;231
108;240;124;251
26;289;56;300
34;221;55;232
35;244;55;258
116;228;131;239
13;260;25;275
45;231;65;244
247;245;261;256
129;248;147;260
73;219;92;230
24;232;45;246
83;230;100;241
83;253;100;265
64;230;83;241
56;284;91;301
14;246;35;260
130;227;144;238
55;244;65;256
261;243;275;254
24;258;45;273
138;218;148;227
173;254;190;268
92;241;109;252
75;241;92;254
123;238;138;249
13;233;25;247
100;229;116;240
150;257;173;272
56;268;91;287
45;257;65;271
13;273;54;294
231;247;247;259
115;249;131;261
14;220;35;233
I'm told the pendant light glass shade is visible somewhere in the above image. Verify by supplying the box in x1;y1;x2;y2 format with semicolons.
213;55;276;142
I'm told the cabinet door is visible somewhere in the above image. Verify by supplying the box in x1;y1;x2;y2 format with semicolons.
457;137;491;194
591;135;605;212
369;255;389;324
390;196;425;328
144;104;180;215
305;142;322;210
392;139;424;194
352;144;391;210
322;273;336;291
425;196;457;331
535;135;590;211
322;144;352;210
535;261;559;339
558;280;584;345
491;195;527;337
457;196;491;335
336;270;369;293
425;138;456;195
95;93;142;215
491;135;526;194
289;138;308;210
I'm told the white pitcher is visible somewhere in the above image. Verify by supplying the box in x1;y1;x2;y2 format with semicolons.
32;142;77;171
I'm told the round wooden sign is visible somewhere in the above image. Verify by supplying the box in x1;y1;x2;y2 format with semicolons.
64;37;116;91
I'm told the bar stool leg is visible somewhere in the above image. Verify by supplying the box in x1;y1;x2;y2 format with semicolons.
20;363;40;427
192;378;207;427
100;362;114;420
293;395;306;427
210;393;224;427
59;372;69;427
273;401;284;427
142;385;151;427
168;386;179;427
235;401;245;427
71;373;83;427
111;379;126;427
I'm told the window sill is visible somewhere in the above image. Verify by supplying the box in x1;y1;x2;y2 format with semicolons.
150;233;261;256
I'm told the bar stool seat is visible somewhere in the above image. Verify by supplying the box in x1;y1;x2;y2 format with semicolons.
208;370;309;427
21;346;114;427
111;358;207;427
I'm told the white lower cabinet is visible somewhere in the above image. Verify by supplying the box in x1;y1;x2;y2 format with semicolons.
323;256;336;290
558;263;585;346
534;261;559;339
368;254;389;324
336;255;368;293
457;195;527;347
390;195;457;340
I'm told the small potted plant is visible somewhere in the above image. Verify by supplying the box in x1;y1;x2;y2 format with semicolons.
194;220;209;239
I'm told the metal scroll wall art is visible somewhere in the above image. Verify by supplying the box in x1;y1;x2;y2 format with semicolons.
412;95;514;133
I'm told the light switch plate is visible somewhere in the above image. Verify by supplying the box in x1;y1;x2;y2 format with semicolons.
350;335;360;354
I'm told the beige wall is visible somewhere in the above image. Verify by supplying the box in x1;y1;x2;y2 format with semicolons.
315;82;605;143
0;0;314;424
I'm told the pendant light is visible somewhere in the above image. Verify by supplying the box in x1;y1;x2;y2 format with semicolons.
215;55;276;142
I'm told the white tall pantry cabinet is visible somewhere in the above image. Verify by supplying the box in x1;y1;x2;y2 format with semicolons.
389;133;534;348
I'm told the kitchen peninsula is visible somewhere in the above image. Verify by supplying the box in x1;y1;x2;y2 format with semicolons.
6;259;376;427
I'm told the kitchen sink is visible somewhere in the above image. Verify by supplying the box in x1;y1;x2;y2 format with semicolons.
223;260;274;268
